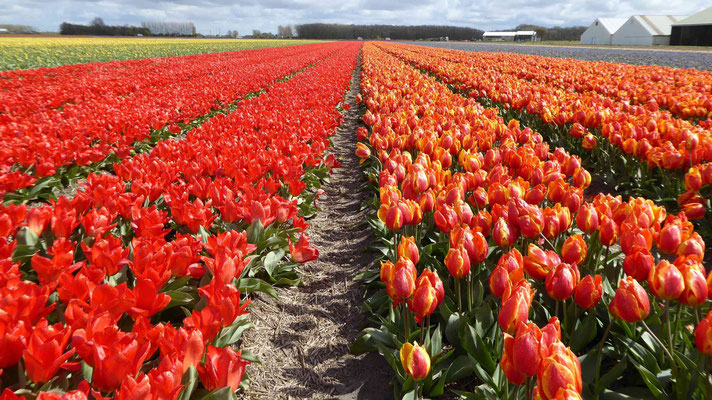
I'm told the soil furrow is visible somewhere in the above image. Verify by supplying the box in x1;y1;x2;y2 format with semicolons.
239;52;392;400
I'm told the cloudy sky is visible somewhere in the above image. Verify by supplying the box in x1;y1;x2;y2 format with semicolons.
1;0;708;34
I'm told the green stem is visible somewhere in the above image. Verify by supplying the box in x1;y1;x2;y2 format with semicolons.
403;303;410;342
569;309;582;345
664;301;675;361
415;380;420;400
706;357;711;400
640;320;677;377
455;278;462;314
594;321;613;400
467;272;473;313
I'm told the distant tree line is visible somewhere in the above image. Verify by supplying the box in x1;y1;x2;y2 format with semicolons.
515;24;587;41
0;24;35;34
294;24;484;40
60;18;149;36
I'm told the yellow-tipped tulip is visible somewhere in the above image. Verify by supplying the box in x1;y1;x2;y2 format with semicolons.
400;342;430;381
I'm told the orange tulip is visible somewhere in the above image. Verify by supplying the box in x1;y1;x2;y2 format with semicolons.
575;203;598;234
561;235;587;266
355;142;371;163
501;333;526;385
512;322;542;377
499;281;534;335
524;244;556;280
493;217;518;248
400;342;430;381
445;246;470;279
648;260;685;300
546;263;579;301
410;279;438;324
609;277;650;323
622;248;654;281
397;236;419;265
678;263;708;307
695;311;712;356
537;342;582;400
574;275;603;309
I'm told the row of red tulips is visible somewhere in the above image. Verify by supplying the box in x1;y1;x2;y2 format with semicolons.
353;42;711;400
0;42;360;399
0;43;345;201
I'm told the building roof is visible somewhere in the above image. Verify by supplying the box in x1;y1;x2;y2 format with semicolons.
596;18;627;33
483;31;536;37
673;6;712;26
630;15;686;35
483;32;516;37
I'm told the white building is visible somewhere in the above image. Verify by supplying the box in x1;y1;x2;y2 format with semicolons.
611;15;686;46
671;6;712;46
580;18;627;45
483;31;537;42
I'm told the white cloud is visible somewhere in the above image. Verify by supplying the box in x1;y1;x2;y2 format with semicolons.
0;0;708;34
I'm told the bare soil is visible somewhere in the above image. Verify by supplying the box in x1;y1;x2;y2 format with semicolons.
239;53;392;400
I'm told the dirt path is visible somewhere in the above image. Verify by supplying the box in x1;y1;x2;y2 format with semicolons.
239;53;392;400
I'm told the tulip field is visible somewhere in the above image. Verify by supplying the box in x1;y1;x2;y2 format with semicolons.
353;42;712;400
2;37;712;400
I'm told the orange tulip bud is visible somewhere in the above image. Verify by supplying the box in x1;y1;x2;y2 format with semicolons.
622;248;654;281
397;236;419;265
445;246;470;279
400;342;430;381
512;322;542;377
609;277;650;322
537;342;582;400
499;281;534;335
355;142;371;163
648;260;685;300
561;235;587;265
416;269;444;305
524;244;556;280
660;220;685;256
575;203;598;234
598;216;618;247
678;263;708;307
546;263;579;301
493;217;518;248
411;280;438;324
695;311;712;357
574;275;602;309
501;333;526;385
582;134;597;151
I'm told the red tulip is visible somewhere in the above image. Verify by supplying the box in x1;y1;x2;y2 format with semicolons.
501;333;526;385
23;320;75;384
657;219;682;255
197;345;249;392
598;216;618;247
289;233;319;263
410;279;438;324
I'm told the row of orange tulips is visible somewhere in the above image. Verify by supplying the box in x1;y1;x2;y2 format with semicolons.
375;43;712;237
0;42;360;399
354;42;711;400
